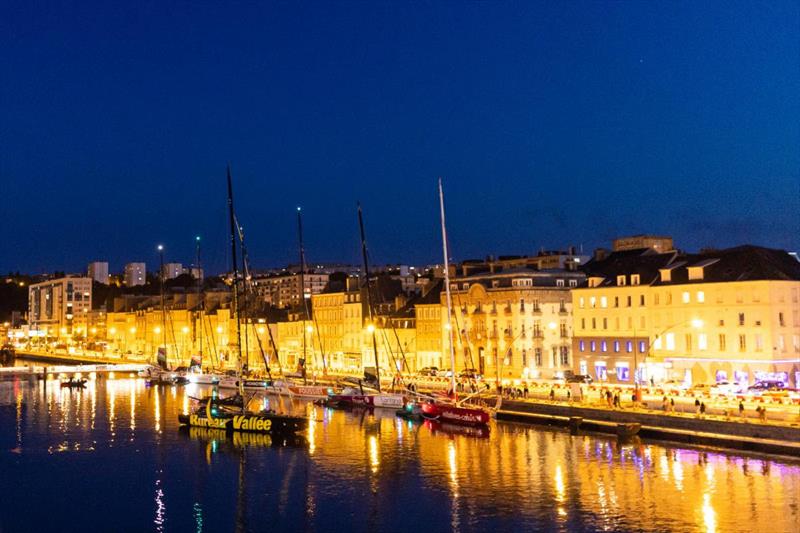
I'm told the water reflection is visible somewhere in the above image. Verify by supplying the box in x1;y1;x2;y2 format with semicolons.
0;375;798;532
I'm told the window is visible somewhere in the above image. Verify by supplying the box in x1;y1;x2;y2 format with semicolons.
639;340;646;353
698;333;708;350
556;279;565;287
581;318;585;329
601;340;608;352
559;322;567;337
617;275;626;286
613;340;620;352
755;334;763;351
590;297;596;308
602;318;607;330
631;274;640;286
738;334;746;352
738;313;745;326
779;312;785;327
654;293;659;305
778;335;785;351
569;279;577;288
535;348;542;366
626;296;632;307
665;333;676;351
653;337;662;349
666;292;672;305
697;291;705;303
719;334;726;351
682;291;690;303
591;318;596;329
462;283;469;290
685;334;692;351
600;296;607;308
595;361;607;381
491;280;500;288
579;340;585;352
626;340;633;353
590;341;596;352
614;296;619;308
559;347;570;366
640;294;645;306
616;363;630;381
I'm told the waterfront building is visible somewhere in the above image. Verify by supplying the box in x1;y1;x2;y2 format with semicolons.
413;279;445;370
252;272;330;308
447;266;585;380
87;261;109;284
124;262;146;287
572;245;800;387
28;276;92;337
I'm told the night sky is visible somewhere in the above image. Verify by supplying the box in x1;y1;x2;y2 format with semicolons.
1;2;798;275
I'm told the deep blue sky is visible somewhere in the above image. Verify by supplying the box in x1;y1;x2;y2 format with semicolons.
1;1;798;275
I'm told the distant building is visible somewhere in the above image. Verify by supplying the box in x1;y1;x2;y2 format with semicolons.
612;235;674;253
28;276;92;336
87;261;109;284
183;266;204;280
252;272;330;308
162;263;183;280
124;262;146;287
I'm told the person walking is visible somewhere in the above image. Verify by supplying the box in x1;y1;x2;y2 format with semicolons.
694;398;701;415
700;402;706;417
662;396;668;411
759;405;767;422
606;389;613;408
549;387;555;401
738;401;744;418
670;397;675;413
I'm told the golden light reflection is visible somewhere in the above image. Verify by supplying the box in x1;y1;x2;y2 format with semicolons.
154;388;161;433
368;435;379;473
108;380;116;439
182;393;189;416
554;463;567;518
308;416;316;455
130;383;136;433
702;493;716;533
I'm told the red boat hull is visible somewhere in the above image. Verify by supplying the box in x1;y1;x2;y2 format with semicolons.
420;402;490;426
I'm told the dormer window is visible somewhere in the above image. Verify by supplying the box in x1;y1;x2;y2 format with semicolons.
588;276;604;288
556;279;565;287
687;258;719;281
617;275;626;286
631;274;640;286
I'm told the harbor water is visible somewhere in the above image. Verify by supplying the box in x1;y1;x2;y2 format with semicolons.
1;372;798;532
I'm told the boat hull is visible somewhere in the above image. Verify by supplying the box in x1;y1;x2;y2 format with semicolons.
178;412;308;434
420;402;490;426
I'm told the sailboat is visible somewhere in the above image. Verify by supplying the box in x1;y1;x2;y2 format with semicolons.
416;179;490;427
178;166;308;435
322;204;405;409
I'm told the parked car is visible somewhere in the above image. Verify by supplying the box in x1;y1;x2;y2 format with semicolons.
566;374;593;384
417;366;439;377
459;368;482;380
710;380;740;395
747;380;786;393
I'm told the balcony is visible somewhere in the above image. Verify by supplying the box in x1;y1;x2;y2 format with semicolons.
532;307;542;315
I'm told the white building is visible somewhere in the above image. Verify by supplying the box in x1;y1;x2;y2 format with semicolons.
124;262;146;287
162;263;183;280
252;272;330;308
87;261;109;284
28;276;93;336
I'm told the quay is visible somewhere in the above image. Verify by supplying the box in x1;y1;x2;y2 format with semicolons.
497;399;800;457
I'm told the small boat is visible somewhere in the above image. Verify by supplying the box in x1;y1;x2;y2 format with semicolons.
324;387;405;409
396;402;424;421
61;378;87;388
178;398;308;435
419;400;491;426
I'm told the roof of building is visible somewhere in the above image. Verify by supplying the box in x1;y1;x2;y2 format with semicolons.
579;245;800;287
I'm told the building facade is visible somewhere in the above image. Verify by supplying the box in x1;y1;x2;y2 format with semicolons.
446;268;585;381
28;276;93;336
124;262;146;287
572;246;800;387
252;272;330;308
162;263;183;280
87;261;109;284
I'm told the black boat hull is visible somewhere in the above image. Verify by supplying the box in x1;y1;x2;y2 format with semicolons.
178;412;307;434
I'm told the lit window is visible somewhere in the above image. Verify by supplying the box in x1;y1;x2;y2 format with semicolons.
653;337;662;350
590;341;596;352
590;297;596;308
697;291;705;303
665;332;676;351
613;340;620;352
682;292;690;303
579;297;585;309
626;340;633;353
631;274;640;286
601;340;607;352
600;296;607;308
579;340;585;352
698;333;708;350
617;275;626;286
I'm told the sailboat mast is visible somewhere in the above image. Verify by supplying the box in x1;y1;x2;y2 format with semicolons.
357;203;381;393
438;178;457;396
297;207;308;375
158;244;167;368
226;165;244;398
195;235;202;361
